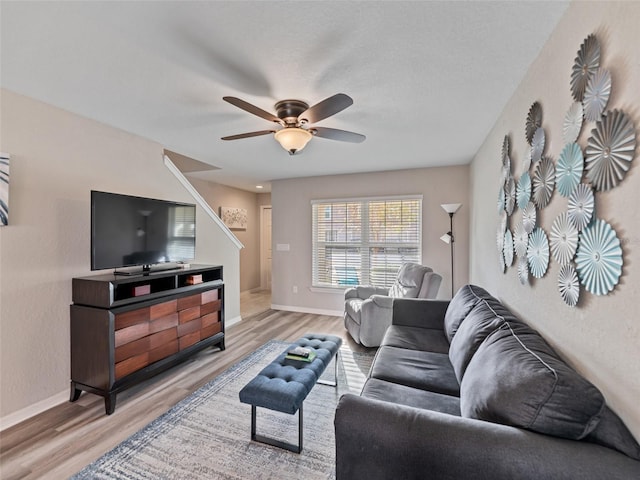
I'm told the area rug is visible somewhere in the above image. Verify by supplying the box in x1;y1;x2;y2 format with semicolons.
71;340;374;479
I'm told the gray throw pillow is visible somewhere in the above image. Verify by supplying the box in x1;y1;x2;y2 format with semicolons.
460;322;605;440
443;285;492;343
448;300;505;382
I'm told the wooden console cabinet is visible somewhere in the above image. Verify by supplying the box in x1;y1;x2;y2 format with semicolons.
70;264;224;414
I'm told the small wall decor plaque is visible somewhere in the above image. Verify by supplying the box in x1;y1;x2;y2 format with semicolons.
0;153;9;226
220;207;248;230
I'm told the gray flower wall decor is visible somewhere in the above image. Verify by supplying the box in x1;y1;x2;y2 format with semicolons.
550;212;579;265
583;68;611;122
514;221;529;258
526;102;542;145
567;184;594;231
532;156;556;209
558;264;580;307
585;109;636;191
563;102;584;144
495;32;634;307
570;34;600;102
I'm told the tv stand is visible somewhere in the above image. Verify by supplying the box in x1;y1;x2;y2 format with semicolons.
70;264;225;415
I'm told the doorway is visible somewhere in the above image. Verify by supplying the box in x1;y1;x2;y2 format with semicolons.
260;205;272;291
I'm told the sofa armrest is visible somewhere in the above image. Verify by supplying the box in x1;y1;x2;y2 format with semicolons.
370;294;393;309
345;285;389;300
391;298;450;329
335;394;640;480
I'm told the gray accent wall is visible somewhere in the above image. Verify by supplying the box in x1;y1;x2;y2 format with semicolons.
469;1;640;440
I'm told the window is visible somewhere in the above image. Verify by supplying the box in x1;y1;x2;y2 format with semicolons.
167;205;196;260
312;196;422;288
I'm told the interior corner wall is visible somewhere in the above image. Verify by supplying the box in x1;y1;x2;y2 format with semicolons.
271;166;470;314
187;179;270;292
469;1;640;439
0;89;240;420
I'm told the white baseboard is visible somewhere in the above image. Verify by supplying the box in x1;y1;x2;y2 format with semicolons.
226;315;242;327
0;389;68;432
271;304;343;317
2;315;245;432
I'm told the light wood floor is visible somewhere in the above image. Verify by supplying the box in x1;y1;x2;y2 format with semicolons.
0;307;370;480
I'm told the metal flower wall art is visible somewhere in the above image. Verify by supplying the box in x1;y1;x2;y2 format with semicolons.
514;221;529;258
575;219;623;295
522;202;537;234
567;184;594;232
556;142;584;198
518;257;529;286
558;264;580;307
585;109;636;191
526;102;542;145
517;172;532;210
583;69;611;122
532;156;555;209
503;229;514;267
563;102;584;144
527;227;550;279
570;34;600;102
550;213;579;265
505;176;516;215
531;127;546;163
495;32;633;306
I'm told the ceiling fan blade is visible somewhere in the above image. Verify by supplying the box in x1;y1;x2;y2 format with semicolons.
312;127;366;143
221;130;275;141
299;93;353;124
222;97;282;124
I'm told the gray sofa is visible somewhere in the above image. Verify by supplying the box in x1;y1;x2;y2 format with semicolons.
335;285;640;479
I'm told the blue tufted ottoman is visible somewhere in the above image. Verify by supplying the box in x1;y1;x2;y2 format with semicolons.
239;333;343;453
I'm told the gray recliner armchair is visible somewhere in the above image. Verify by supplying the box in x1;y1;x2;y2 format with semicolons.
343;263;442;347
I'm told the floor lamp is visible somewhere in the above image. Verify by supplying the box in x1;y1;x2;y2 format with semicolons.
440;203;462;298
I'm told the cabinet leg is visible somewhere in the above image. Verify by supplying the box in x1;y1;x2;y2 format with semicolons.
219;339;226;351
105;394;117;415
69;382;82;402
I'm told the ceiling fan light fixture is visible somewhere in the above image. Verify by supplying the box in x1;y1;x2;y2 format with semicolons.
274;127;313;155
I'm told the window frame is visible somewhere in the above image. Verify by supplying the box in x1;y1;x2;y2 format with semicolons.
311;194;423;290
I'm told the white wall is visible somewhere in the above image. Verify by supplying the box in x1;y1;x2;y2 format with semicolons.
188;179;270;292
271;166;470;314
0;89;240;421
470;1;640;439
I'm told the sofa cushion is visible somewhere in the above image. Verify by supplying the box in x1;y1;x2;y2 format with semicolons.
362;378;461;415
381;325;450;354
370;346;460;396
460;322;605;440
448;301;506;382
585;406;640;460
443;285;492;343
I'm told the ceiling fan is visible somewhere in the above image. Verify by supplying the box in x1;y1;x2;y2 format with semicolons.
221;93;366;155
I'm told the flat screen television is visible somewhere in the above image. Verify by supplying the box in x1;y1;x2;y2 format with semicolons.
91;190;196;272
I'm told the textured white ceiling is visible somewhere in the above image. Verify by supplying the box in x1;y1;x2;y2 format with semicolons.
1;1;568;191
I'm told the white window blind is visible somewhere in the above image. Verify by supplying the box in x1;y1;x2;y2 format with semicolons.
167;205;196;260
312;196;422;288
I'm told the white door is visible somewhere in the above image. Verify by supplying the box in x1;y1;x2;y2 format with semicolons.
260;206;272;290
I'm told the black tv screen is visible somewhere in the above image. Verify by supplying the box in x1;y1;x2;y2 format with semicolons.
91;191;196;271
